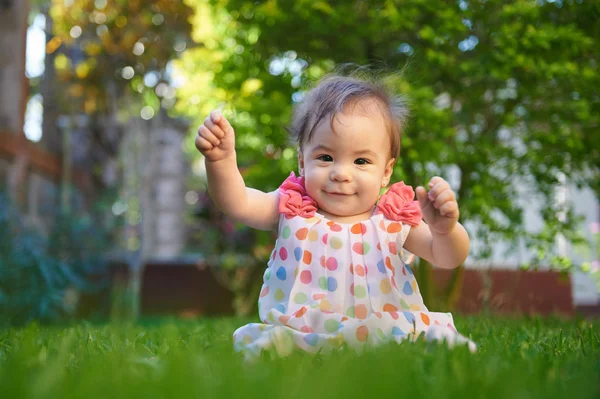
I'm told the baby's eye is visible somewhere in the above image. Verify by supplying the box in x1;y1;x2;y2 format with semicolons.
317;155;333;162
354;158;370;165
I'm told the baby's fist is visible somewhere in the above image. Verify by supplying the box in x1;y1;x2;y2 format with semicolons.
195;110;236;162
416;176;459;235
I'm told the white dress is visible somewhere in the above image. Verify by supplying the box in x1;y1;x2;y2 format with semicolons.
233;172;475;357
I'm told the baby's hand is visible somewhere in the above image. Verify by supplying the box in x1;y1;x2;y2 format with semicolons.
194;110;236;162
416;176;459;235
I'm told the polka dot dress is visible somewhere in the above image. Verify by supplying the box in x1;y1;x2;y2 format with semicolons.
233;173;475;357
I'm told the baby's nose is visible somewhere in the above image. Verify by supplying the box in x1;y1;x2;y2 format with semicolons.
330;164;352;182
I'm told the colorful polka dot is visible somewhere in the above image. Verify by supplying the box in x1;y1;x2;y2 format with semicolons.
279;247;288;261
400;299;410;309
353;285;367;298
275;303;286;313
376;328;386;339
355;304;368;319
319;299;332;312
295;227;308;240
330;237;343;249
405;265;413;275
259;286;269;297
325;257;338;271
294;292;308;304
355;264;365;276
265;269;271;281
356;325;369;342
403;312;416;324
388;242;397;255
276;267;287;280
312;293;326;300
385;256;394;271
319;277;328;290
303;333;319;346
391;326;405;336
308;229;319;241
305;216;319;224
327;277;338;292
300;270;312;284
380;279;392;294
346;306;355;317
352;242;371;255
420;312;430;325
282;226;291;238
322;233;328;244
350;223;367;235
387;222;402;233
274;288;285;301
300;325;314;333
403;281;414;295
303;250;312;264
329;223;342;232
295;306;307;318
377;260;386;273
324;319;341;333
383;303;398;312
294;247;302;261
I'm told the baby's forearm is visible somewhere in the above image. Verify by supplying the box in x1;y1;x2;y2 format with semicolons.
205;155;248;218
205;155;279;230
430;223;470;269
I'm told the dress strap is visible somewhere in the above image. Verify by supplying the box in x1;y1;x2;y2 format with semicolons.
278;172;318;218
375;182;422;226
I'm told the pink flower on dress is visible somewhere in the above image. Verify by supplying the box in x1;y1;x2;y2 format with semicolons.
375;182;422;226
278;172;318;218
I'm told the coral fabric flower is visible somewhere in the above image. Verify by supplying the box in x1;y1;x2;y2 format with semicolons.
278;172;318;218
375;182;422;226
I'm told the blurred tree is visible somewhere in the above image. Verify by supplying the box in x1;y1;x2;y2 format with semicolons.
176;0;599;311
47;0;193;181
43;0;194;319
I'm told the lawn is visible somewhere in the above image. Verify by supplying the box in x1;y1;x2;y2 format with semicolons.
0;315;598;398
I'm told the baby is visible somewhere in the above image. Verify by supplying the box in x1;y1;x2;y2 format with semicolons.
195;73;476;357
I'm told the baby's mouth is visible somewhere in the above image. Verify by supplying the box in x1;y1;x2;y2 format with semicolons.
325;191;352;196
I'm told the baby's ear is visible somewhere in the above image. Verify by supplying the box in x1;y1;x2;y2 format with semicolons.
297;151;305;175
384;158;395;181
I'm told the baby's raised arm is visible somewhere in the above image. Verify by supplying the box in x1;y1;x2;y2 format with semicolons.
195;110;279;231
403;177;470;269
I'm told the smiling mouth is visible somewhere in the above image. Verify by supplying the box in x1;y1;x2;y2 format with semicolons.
326;191;352;196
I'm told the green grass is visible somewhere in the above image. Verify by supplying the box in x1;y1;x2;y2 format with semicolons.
0;316;598;398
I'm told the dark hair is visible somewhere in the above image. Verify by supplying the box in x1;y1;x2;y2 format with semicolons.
288;70;409;159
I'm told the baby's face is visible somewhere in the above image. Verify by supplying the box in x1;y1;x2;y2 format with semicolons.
299;103;395;223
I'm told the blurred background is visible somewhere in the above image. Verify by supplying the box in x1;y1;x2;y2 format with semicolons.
0;0;598;326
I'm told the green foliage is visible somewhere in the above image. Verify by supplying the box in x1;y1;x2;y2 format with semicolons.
0;317;598;398
175;0;600;310
49;0;194;117
0;192;112;326
179;0;599;251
